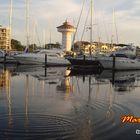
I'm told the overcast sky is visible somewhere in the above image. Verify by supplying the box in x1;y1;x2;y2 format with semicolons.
0;0;140;46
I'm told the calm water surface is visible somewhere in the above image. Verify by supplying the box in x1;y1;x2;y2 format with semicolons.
0;65;140;140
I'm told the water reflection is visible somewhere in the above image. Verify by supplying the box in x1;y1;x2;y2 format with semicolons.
0;68;13;128
0;65;140;140
95;70;140;92
25;75;29;128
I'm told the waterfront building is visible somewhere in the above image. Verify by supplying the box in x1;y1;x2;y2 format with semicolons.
74;41;114;54
45;42;61;49
0;25;11;50
57;20;76;52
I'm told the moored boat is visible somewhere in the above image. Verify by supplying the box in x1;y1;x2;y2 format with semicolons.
98;53;140;70
66;54;102;68
13;49;70;66
0;49;17;63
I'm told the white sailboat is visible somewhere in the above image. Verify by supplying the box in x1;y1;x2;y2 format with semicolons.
66;0;101;67
13;0;69;65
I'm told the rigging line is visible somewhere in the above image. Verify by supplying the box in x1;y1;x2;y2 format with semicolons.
35;24;42;47
97;18;101;43
72;0;86;48
103;15;109;43
81;7;90;41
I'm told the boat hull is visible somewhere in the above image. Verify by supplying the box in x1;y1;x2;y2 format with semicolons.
67;56;101;68
14;53;70;66
99;57;140;70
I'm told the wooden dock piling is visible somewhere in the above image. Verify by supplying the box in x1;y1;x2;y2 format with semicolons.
4;53;7;64
113;55;116;70
45;54;47;77
45;54;47;66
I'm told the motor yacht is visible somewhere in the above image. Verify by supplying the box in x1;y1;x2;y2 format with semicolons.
13;49;70;65
98;53;140;70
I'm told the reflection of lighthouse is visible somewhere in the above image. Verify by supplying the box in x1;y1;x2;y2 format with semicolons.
56;70;73;100
57;20;76;52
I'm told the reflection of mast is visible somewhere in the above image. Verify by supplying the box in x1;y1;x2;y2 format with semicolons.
106;84;115;119
0;69;12;127
5;70;12;127
26;0;30;50
94;81;99;101
78;75;92;140
25;75;29;127
88;76;91;102
41;80;45;97
32;77;35;96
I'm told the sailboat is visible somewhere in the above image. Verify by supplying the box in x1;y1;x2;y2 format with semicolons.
13;0;70;65
66;0;102;68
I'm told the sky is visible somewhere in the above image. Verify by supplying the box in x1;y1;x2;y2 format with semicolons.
0;0;140;46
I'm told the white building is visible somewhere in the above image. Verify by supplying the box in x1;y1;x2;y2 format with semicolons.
57;20;76;52
0;25;11;50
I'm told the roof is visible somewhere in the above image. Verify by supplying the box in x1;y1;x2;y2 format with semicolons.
57;20;75;29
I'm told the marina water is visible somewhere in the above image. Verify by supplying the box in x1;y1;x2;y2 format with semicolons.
0;65;140;140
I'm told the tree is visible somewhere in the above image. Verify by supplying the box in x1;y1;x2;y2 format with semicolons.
11;39;25;51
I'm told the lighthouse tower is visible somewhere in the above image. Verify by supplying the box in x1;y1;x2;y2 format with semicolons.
57;20;76;52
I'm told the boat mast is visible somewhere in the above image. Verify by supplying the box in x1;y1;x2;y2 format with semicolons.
111;9;119;47
113;9;119;44
50;30;52;44
111;9;114;48
26;0;30;50
9;0;13;51
32;20;36;51
72;0;85;50
90;0;93;55
43;31;46;48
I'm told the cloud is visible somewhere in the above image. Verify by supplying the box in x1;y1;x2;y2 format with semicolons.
0;0;140;46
